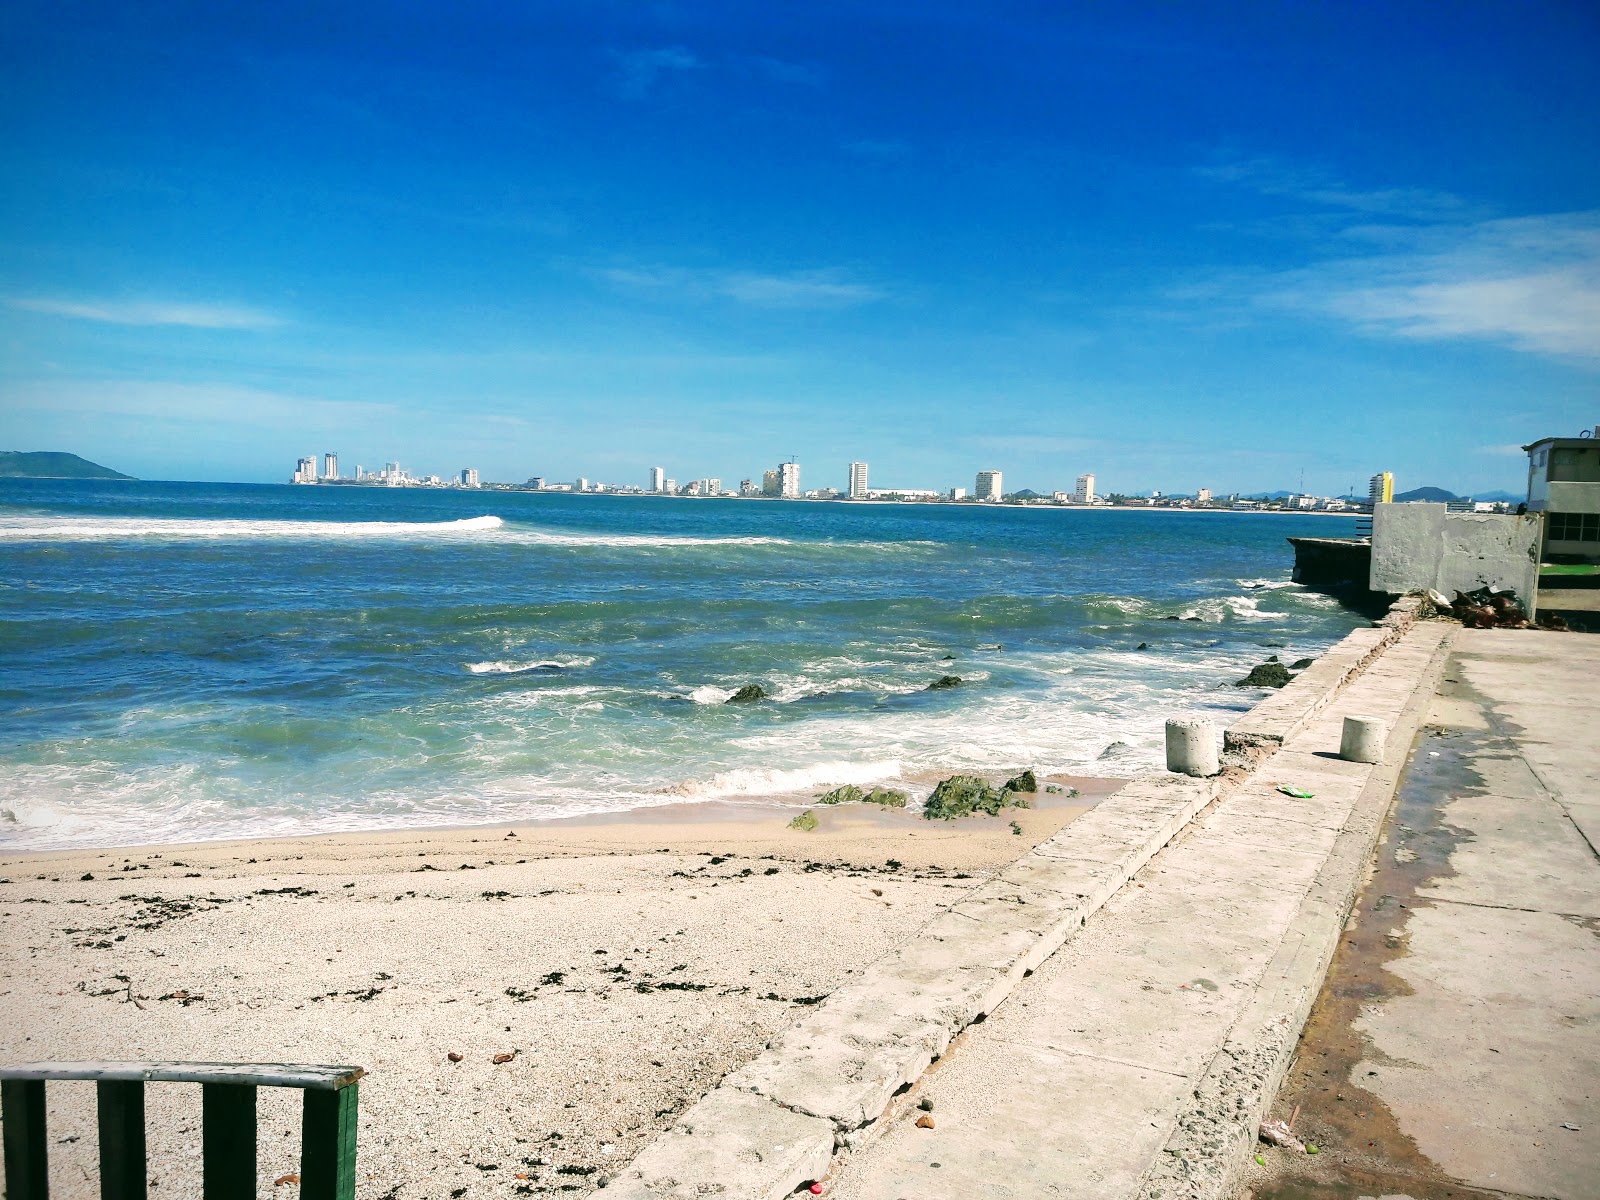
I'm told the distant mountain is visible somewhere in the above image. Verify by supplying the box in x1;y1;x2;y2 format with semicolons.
1394;486;1458;503
1468;489;1522;503
0;451;134;480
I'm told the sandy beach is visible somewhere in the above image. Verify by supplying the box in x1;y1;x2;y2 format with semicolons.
1;776;1111;1198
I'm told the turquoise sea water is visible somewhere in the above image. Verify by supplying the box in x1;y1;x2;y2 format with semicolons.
0;481;1366;849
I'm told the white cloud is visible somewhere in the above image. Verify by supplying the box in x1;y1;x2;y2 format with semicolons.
1271;211;1600;359
598;265;884;309
609;46;702;100
6;296;283;330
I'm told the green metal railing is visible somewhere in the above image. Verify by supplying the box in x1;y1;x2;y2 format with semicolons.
1;1062;365;1200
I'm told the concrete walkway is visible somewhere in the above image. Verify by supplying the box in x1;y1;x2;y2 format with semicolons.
828;622;1457;1200
1251;628;1600;1200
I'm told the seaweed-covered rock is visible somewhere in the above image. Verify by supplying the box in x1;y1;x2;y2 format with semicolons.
816;784;863;805
922;775;1024;820
1002;769;1039;794
927;675;963;690
1098;741;1130;759
816;784;909;808
1235;662;1293;688
788;809;818;831
863;787;909;808
1290;657;1315;670
726;684;768;704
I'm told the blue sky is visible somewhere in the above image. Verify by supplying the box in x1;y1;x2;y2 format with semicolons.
2;1;1597;495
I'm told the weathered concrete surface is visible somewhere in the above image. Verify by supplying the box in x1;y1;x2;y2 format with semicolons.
1368;502;1541;607
1249;627;1600;1200
827;622;1456;1200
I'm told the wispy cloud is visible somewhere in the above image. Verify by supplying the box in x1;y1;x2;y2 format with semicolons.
1270;211;1600;359
4;379;392;427
608;46;702;100
598;264;884;309
737;55;826;88
1197;158;1483;223
6;296;283;330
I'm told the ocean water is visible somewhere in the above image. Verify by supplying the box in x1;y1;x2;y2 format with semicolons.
0;481;1366;850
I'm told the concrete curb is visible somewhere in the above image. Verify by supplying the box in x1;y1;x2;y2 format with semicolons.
607;602;1436;1200
1224;596;1423;768
1136;623;1456;1200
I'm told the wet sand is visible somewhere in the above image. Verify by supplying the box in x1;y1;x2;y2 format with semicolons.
1;775;1112;1199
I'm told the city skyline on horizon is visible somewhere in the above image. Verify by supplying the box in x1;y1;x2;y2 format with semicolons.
2;2;1595;494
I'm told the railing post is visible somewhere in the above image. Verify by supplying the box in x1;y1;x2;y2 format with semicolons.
201;1083;257;1200
96;1079;147;1200
2;1078;50;1200
300;1085;359;1200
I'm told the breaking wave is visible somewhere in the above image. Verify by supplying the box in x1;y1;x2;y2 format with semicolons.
667;759;904;800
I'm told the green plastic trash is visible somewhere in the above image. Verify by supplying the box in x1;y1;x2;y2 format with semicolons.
1276;785;1315;799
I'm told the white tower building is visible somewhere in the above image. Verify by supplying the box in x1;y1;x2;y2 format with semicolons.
779;462;801;498
323;452;338;480
975;469;1003;501
460;468;480;488
649;466;666;493
848;461;869;499
1075;473;1096;504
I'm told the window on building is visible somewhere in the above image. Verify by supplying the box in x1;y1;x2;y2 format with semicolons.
1548;512;1600;542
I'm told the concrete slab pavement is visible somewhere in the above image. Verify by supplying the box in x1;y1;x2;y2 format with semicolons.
1250;627;1600;1200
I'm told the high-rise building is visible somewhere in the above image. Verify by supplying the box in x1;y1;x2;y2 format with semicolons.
704;478;721;495
1368;472;1394;507
460;468;480;488
1074;473;1096;504
848;461;869;500
975;469;1003;501
649;466;665;492
949;487;967;501
779;462;801;498
762;469;781;497
293;456;317;484
323;452;338;480
739;479;757;496
664;478;677;494
575;477;590;492
1196;487;1212;504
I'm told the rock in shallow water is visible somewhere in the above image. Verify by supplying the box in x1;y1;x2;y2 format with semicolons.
926;675;963;690
726;683;768;704
1235;661;1294;688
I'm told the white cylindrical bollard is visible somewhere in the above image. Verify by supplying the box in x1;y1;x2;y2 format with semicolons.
1340;715;1386;763
1165;718;1219;777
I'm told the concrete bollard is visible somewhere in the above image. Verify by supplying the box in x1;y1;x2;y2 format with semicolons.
1165;718;1219;777
1340;715;1386;763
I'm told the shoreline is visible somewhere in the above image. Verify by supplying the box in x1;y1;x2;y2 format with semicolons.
0;771;1121;869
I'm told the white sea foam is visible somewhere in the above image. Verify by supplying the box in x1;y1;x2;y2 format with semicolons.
0;515;507;542
668;759;904;799
465;656;596;674
689;684;734;704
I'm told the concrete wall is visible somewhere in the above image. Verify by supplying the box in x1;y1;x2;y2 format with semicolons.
1369;502;1541;603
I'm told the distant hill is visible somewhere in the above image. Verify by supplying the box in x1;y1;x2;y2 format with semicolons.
1394;486;1458;502
1469;489;1522;503
0;451;134;480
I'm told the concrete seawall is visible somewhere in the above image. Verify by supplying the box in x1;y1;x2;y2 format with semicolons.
608;598;1441;1199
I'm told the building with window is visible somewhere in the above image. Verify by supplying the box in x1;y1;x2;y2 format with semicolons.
1368;471;1394;508
762;469;781;497
292;456;317;484
779;462;801;498
460;468;480;488
1526;431;1600;563
848;461;869;499
975;469;1003;501
323;452;338;480
649;467;665;492
1075;473;1095;504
